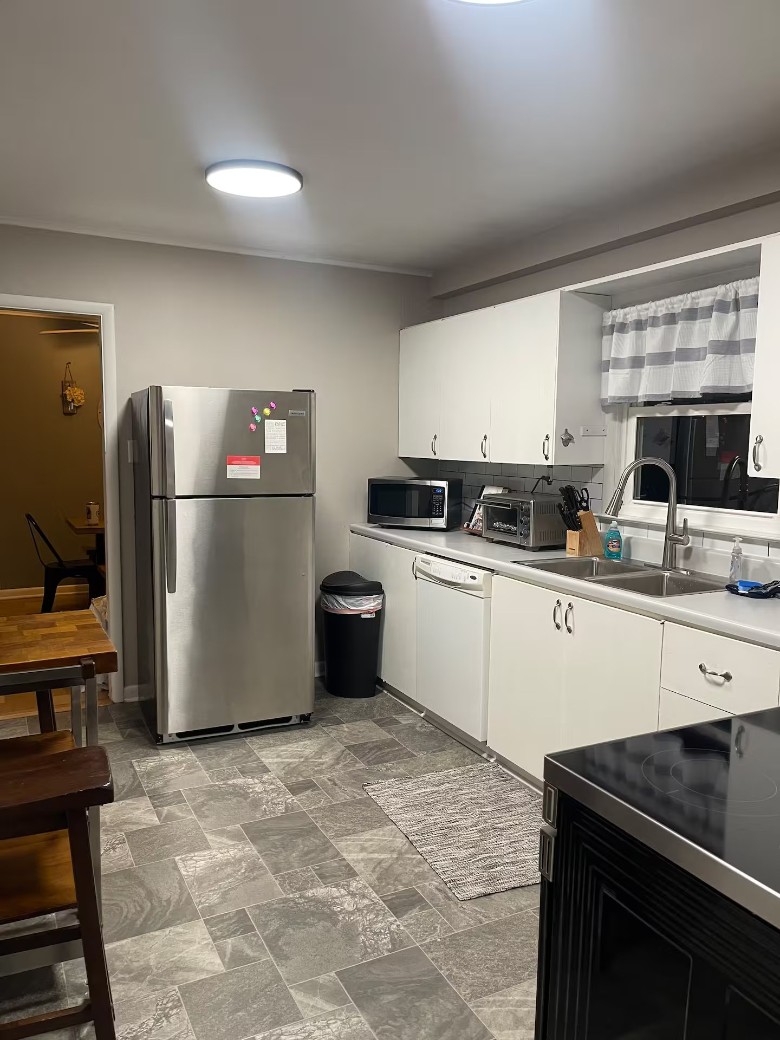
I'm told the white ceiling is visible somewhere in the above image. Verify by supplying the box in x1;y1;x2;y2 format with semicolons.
2;0;780;274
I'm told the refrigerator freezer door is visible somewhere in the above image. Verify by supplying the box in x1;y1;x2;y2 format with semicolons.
148;386;315;497
152;495;315;736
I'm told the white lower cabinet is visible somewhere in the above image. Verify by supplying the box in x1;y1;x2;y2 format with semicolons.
661;623;780;716
348;534;417;698
488;578;663;781
658;689;731;730
559;597;663;750
488;579;565;782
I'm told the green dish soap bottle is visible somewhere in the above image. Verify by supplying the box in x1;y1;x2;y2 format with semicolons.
604;522;623;560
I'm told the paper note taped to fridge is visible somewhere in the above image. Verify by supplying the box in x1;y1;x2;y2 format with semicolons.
264;420;287;454
226;455;261;479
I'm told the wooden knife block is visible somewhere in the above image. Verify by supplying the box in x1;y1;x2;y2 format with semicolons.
565;511;604;557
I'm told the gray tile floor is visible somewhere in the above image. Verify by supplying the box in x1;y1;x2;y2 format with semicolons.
0;685;539;1040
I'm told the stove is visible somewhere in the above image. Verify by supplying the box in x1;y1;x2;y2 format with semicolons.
545;706;780;928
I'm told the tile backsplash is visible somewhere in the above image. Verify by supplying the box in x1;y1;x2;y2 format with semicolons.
435;460;604;526
405;457;780;577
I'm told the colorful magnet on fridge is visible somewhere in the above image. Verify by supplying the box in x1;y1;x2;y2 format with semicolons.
249;423;257;432
270;401;277;410
263;407;271;417
251;407;259;415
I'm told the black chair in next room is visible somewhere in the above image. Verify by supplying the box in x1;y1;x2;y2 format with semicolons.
25;513;106;613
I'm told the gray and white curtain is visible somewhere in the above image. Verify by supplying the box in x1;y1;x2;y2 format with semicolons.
601;278;759;406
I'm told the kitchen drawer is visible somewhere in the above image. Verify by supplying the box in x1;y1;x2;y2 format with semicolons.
661;624;780;715
658;688;731;730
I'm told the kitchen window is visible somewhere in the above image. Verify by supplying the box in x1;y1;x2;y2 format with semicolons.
634;408;778;514
617;401;780;533
602;274;780;533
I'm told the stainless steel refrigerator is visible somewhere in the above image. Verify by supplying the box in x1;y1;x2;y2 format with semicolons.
132;385;315;743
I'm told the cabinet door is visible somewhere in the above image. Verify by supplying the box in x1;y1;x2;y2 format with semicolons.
658;688;730;730
489;293;559;465
552;291;610;466
348;535;417;698
561;596;662;749
749;235;780;477
488;577;565;780
438;308;496;463
399;320;443;459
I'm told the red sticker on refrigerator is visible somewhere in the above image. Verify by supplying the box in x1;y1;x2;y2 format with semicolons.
226;455;261;479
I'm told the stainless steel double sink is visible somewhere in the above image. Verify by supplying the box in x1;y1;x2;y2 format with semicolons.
512;556;725;598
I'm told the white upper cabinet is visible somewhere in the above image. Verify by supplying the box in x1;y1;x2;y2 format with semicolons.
398;319;445;459
399;290;608;465
490;293;559;466
749;234;780;478
438;307;497;463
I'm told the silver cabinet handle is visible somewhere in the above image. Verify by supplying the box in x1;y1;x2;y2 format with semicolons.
735;724;746;758
552;600;562;631
753;434;764;472
564;602;574;634
165;499;177;594
431;433;438;457
481;434;488;459
699;663;732;683
542;433;550;462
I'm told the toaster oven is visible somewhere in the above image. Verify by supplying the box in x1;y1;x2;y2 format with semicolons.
367;477;463;530
480;492;566;550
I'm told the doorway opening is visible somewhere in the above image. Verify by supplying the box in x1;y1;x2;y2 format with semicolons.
0;307;112;720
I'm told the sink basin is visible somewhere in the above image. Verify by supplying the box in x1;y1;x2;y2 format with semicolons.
591;570;725;597
517;557;647;579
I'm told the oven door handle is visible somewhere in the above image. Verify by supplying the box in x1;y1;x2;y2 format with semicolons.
477;499;513;510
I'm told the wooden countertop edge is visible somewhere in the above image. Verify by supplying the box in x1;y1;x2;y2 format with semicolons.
0;610;118;675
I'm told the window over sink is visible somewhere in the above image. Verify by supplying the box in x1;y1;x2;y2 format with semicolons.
634;408;779;515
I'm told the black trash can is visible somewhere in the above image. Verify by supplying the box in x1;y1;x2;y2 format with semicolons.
321;570;384;698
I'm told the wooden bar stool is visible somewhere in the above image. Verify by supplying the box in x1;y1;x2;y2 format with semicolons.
0;734;115;1039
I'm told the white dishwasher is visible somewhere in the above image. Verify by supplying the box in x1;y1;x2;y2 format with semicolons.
413;555;492;742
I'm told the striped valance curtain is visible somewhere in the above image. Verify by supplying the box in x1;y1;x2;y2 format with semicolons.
601;278;759;406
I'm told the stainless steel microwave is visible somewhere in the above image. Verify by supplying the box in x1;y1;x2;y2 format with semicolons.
367;478;463;530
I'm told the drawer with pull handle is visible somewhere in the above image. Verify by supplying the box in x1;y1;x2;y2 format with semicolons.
661;623;780;715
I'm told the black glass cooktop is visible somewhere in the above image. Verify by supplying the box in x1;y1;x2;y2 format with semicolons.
546;707;780;922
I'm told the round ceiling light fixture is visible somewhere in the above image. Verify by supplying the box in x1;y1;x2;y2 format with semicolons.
205;160;303;198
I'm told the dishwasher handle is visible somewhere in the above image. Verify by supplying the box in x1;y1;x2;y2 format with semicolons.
414;557;489;592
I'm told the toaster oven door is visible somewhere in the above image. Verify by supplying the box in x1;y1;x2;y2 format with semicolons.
483;500;523;544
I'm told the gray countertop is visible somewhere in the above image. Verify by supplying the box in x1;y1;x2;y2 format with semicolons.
350;523;780;651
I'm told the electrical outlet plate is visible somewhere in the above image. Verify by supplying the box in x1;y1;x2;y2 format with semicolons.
580;425;607;438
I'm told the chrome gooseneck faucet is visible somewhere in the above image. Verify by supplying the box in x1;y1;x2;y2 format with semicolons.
604;457;690;570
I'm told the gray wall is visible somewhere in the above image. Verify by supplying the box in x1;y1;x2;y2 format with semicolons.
439;201;780;315
0;225;433;686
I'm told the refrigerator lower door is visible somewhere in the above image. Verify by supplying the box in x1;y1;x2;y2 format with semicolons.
152;495;315;737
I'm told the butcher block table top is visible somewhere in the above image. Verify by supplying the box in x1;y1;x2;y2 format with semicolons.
0;611;117;675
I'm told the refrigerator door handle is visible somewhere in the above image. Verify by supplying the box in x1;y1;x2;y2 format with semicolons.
166;500;177;594
163;397;176;498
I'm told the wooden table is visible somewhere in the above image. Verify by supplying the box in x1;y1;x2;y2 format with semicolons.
66;517;105;566
0;610;117;972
